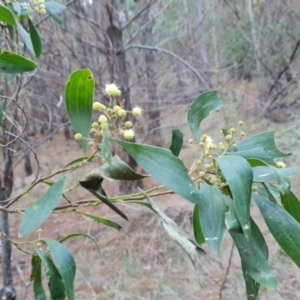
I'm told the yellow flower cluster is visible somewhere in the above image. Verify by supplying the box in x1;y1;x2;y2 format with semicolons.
188;121;247;188
30;0;46;15
74;82;143;149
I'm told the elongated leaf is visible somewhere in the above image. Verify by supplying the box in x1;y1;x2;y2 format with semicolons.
140;188;205;265
11;1;21;15
253;166;300;183
256;183;277;204
194;185;225;253
234;131;290;165
45;1;66;14
169;129;183;157
230;230;277;289
42;240;76;300
216;155;253;238
187;91;223;142
116;140;198;203
101;127;111;164
0;4;16;26
28;17;42;58
193;204;205;245
253;194;300;268
30;255;46;300
65;69;95;153
0;51;37;73
45;1;66;24
19;177;66;237
35;248;66;300
99;155;147;181
16;22;34;55
60;232;101;258
281;191;300;224
79;211;122;230
79;176;128;220
242;219;269;300
63;156;91;168
271;166;290;195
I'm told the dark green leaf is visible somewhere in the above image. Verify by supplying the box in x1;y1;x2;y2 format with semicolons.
30;255;46;300
216;155;253;238
35;248;66;300
281;191;300;224
130;201;156;212
230;229;277;289
193;204;205;245
187;91;223;142
234;131;290;165
195;185;225;253
65;69;95;154
28;17;42;58
0;4;16;26
79;211;122;230
79;176;128;220
242;218;270;300
99;155;147;181
169;129;183;157
19;177;66;237
140;188;205;265
101;126;111;164
42;240;76;300
0;51;37;73
256;183;277;204
59;232;102;258
253;193;300;268
116;140;198;203
16;22;34;56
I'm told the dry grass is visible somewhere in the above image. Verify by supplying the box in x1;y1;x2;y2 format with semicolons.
3;89;300;299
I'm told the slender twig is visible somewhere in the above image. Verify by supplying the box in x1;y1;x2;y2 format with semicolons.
125;44;210;89
219;241;235;300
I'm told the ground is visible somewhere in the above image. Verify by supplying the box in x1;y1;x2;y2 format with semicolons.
3;98;300;300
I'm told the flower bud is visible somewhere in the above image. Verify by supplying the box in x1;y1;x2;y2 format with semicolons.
123;129;135;140
74;133;82;141
104;83;121;97
132;106;142;117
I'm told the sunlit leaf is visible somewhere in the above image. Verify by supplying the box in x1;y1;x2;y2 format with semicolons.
216;155;253;238
35;248;66;300
30;255;46;300
253;194;300;268
28;17;42;58
42;240;76;300
169;129;183;157
65;69;95;154
0;4;16;26
0;51;37;73
195;185;225;253
19;177;66;237
187;91;223;142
